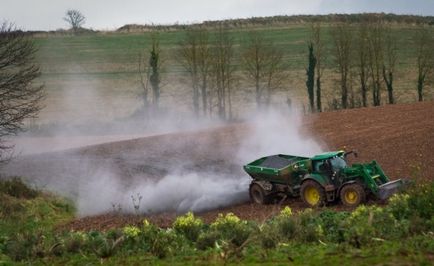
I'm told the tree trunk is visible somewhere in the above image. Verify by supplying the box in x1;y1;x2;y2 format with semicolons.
417;75;424;102
316;76;321;112
201;79;207;116
383;66;394;104
306;43;316;112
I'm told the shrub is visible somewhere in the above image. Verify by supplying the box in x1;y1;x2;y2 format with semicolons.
173;212;204;242
64;231;88;253
259;223;280;250
149;229;186;259
295;209;323;242
318;210;350;242
4;232;46;261
123;225;141;239
196;230;220;250
0;194;24;218
210;213;255;247
342;205;409;248
387;193;411;220
0;178;38;199
273;207;297;240
407;182;434;220
279;206;293;218
88;231;123;258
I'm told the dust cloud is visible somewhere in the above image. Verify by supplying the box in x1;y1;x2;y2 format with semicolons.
70;107;325;216
5;82;324;216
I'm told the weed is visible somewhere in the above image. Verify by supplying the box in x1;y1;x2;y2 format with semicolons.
130;193;143;214
173;212;204;242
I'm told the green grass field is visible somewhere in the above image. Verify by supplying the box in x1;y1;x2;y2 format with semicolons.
31;22;430;125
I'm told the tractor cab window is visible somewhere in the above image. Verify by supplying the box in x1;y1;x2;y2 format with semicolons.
315;160;331;174
330;156;347;171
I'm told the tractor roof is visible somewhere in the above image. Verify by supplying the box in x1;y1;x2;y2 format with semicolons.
311;151;344;161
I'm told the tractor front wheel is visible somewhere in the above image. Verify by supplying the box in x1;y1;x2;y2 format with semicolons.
301;180;326;207
340;183;366;207
249;183;271;204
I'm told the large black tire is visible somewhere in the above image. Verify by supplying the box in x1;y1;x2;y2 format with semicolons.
300;180;326;207
340;183;366;207
249;183;271;204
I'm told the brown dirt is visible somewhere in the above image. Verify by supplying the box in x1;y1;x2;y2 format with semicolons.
55;101;434;231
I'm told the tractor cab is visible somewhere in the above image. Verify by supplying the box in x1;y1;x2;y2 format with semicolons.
311;151;347;178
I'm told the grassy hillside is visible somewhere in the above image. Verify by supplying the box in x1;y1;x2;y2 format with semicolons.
31;17;432;124
0;177;433;264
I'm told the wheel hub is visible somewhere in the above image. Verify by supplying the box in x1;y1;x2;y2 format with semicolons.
305;187;320;205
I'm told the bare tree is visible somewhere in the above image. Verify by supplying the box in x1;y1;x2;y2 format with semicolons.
242;31;285;109
210;25;236;120
414;26;434;101
355;21;370;107
0;23;44;161
197;29;211;116
311;23;325;112
382;25;397;104
177;27;211;116
366;19;385;106
63;9;85;33
330;22;353;109
138;51;150;114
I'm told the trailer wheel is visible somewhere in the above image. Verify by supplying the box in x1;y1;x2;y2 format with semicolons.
249;184;270;204
340;183;365;207
301;180;325;207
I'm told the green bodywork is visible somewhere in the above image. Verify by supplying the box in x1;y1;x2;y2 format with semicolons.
244;151;402;200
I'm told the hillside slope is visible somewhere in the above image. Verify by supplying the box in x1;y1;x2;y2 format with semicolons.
4;101;434;230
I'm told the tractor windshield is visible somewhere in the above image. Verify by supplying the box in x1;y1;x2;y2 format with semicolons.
330;156;347;171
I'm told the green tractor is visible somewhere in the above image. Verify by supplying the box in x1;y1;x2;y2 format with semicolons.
243;151;403;207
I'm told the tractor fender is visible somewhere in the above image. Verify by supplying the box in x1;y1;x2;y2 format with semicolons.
337;180;360;195
302;174;328;188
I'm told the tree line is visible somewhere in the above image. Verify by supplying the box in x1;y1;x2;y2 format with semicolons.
138;20;433;119
307;19;433;112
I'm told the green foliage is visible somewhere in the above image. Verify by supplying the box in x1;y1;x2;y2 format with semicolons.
388;193;411;220
317;210;350;242
1;176;434;264
149;229;187;259
295;208;324;242
196;230;220;250
342;205;410;248
0;177;39;199
258;222;280;250
88;231;123;258
4;232;47;261
210;213;256;247
63;231;88;253
173;212;204;242
123;225;141;239
407;182;434;220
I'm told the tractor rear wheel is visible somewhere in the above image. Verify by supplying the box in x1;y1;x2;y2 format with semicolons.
249;183;270;204
340;183;365;207
301;180;326;207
